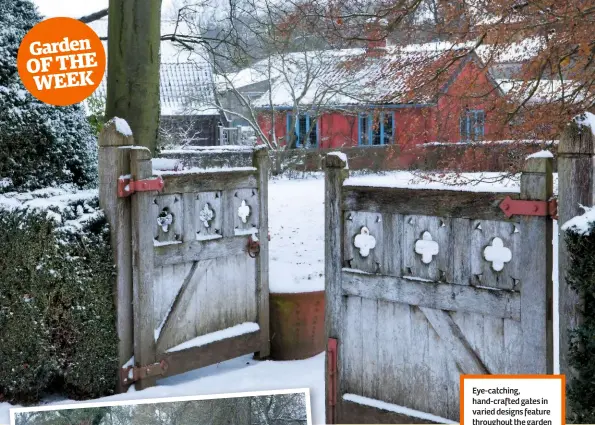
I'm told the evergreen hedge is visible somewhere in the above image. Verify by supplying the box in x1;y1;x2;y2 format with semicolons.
0;188;118;404
562;209;595;423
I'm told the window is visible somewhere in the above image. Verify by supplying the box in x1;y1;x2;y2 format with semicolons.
359;112;395;145
460;110;485;142
287;113;318;148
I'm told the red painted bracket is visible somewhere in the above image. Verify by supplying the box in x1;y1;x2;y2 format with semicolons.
120;359;168;388
499;196;558;219
118;176;165;198
327;338;338;424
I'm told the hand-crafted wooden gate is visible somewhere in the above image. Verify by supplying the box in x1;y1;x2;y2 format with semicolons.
99;122;270;391
324;153;555;423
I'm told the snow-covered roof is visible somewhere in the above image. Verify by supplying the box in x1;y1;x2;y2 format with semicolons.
240;45;472;108
91;62;219;116
496;79;585;105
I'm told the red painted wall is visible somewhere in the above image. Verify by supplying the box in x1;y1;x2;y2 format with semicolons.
256;59;505;149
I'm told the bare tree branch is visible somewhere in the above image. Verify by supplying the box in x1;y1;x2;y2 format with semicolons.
79;8;109;24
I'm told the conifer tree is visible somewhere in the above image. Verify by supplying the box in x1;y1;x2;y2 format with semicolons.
0;0;97;192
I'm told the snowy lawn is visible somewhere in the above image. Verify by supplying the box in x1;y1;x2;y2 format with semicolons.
1;170;561;424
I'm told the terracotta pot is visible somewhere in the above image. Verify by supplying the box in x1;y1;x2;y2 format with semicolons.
269;291;325;360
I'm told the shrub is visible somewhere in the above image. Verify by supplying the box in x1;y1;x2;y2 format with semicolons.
0;0;98;192
0;187;118;404
561;208;595;423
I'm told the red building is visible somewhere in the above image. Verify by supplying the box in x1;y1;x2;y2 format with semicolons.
253;40;508;151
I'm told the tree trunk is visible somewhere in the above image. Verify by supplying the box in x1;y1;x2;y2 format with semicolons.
105;0;161;154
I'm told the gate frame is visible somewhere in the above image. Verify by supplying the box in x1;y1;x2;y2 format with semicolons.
99;121;270;392
324;152;555;423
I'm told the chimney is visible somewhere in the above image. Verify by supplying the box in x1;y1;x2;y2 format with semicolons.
365;18;389;52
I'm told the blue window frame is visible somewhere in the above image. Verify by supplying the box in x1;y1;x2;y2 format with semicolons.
460;110;485;142
358;112;395;145
286;113;319;148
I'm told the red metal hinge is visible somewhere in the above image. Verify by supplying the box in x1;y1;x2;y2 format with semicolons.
327;338;338;424
120;359;168;388
118;176;165;198
499;196;558;220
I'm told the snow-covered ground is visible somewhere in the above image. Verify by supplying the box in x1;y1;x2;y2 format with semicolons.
1;354;325;425
1;171;562;424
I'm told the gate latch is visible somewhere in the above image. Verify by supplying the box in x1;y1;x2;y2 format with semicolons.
118;176;165;198
247;234;260;258
120;359;168;387
499;196;558;219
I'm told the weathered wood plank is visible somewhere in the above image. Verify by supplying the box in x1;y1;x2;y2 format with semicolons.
155;261;202;353
343;187;519;221
519;157;553;374
470;219;521;291
154;236;248;267
402;215;451;282
452;218;471;286
361;298;379;399
161;170;257;194
253;149;270;359
324;153;349;424
233;188;260;235
420;307;489;375
340;397;451;424
193;255;257;338
152;194;183;244
130;147;158;390
341;270;521;320
97;122;134;390
558;120;593;397
343;296;363;396
159;331;261;378
344;211;383;274
195;191;222;240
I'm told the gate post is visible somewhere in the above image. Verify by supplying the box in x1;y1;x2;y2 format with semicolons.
254;146;270;359
557;117;594;417
130;147;158;390
98;120;134;393
324;152;349;424
519;155;554;374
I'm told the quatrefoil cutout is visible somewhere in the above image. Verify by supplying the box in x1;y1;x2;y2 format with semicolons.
199;203;214;228
415;231;439;264
157;209;173;233
354;226;376;257
238;200;251;223
483;237;512;271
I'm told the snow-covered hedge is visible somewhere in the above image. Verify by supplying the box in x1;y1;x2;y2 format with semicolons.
0;187;118;403
0;0;98;193
561;207;595;423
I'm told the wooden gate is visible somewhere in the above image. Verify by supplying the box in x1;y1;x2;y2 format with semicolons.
99;121;270;391
324;153;554;423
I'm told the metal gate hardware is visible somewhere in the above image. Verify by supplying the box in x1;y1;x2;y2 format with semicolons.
499;196;558;219
120;359;168;387
247;234;260;258
118;176;165;198
327;338;338;425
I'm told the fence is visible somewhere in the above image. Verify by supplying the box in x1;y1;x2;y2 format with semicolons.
220;125;257;146
324;152;555;423
99;120;270;391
